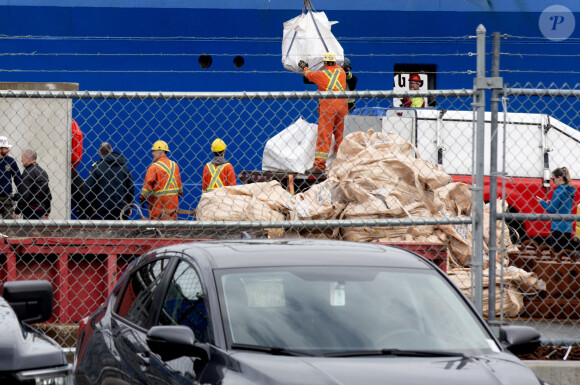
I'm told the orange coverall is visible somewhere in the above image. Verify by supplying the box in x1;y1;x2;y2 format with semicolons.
140;155;183;220
304;64;348;170
202;162;237;193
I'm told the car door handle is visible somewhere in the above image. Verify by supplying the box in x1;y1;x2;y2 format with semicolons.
136;352;150;366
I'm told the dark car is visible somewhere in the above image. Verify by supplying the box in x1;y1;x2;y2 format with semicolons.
0;280;73;384
74;239;547;385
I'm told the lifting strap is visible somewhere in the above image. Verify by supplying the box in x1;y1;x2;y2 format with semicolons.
285;0;329;62
305;0;329;52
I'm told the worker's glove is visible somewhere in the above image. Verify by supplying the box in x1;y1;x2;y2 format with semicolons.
298;60;308;70
139;196;147;208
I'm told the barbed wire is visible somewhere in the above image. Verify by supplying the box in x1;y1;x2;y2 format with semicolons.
503;34;580;42
501;53;580;58
0;69;474;75
5;33;579;46
2;51;576;61
0;52;473;58
500;69;580;74
0;34;476;41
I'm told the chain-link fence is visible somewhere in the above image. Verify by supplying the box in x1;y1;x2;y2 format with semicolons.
498;85;580;347
0;32;579;358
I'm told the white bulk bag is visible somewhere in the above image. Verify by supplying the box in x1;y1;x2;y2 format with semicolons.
282;10;344;73
262;118;336;173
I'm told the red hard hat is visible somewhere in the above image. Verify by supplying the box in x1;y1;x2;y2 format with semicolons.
409;73;422;82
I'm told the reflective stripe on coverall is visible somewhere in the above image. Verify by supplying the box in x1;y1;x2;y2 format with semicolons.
202;162;236;193
304;65;348;170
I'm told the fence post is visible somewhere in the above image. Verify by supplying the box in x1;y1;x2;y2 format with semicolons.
488;31;501;323
473;24;486;315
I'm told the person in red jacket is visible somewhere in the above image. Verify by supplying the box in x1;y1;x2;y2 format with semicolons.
71;119;89;219
71;119;83;170
298;52;348;172
202;139;237;193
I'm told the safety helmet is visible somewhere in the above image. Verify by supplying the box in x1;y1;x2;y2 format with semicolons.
152;140;169;152
409;73;423;86
211;138;227;153
343;57;351;68
323;52;336;62
0;136;12;149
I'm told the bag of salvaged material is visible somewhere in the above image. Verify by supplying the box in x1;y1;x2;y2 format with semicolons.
340;189;434;242
282;3;344;73
340;193;407;242
447;268;525;318
331;130;419;168
287;177;345;220
433;222;472;267
262;117;335;173
433;182;472;216
483;199;519;261
485;285;524;318
330;130;427;205
285;177;344;239
502;265;546;293
196;181;292;238
337;153;427;205
409;158;453;191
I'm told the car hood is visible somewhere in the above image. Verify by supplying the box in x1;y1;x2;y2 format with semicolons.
0;299;67;371
226;352;541;385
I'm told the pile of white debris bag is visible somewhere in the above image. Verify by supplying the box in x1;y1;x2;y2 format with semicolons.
196;129;545;317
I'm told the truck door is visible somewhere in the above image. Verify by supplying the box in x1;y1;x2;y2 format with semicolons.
383;108;417;147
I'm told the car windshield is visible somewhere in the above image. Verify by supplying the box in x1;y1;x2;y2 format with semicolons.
217;267;499;356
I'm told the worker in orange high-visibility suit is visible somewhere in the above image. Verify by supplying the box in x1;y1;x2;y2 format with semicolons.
298;52;348;172
202;138;237;193
140;140;183;220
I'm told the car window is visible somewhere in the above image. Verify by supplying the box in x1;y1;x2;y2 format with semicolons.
158;261;209;343
116;258;171;327
218;267;498;355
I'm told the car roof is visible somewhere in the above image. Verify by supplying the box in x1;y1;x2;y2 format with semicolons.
157;239;436;270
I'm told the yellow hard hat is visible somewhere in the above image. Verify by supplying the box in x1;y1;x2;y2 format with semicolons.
323;52;336;62
211;138;227;152
152;140;169;152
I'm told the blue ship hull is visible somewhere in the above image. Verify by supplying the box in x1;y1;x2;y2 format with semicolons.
0;1;578;91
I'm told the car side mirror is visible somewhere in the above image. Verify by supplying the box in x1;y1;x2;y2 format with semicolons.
499;325;541;355
2;280;53;324
147;325;210;362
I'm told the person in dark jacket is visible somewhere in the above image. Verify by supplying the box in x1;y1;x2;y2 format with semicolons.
536;166;576;253
85;142;135;220
342;58;358;112
0;136;21;218
15;149;51;219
